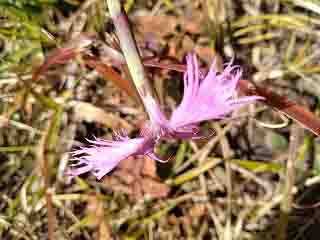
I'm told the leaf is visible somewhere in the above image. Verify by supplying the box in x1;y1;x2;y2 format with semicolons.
73;101;133;131
32;34;94;81
140;178;170;198
84;56;139;101
238;79;320;136
231;159;282;174
102;156;170;200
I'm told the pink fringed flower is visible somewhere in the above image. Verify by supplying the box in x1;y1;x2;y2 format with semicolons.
68;53;263;180
67;132;157;180
167;53;263;138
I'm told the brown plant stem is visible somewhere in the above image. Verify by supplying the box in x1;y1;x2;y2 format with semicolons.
46;187;55;240
41;125;56;240
24;80;62;240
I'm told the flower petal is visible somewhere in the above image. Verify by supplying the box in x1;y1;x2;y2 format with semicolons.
169;53;263;129
67;134;155;180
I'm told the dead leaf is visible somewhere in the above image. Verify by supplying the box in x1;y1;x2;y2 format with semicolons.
140;178;170;198
103;176;133;195
73;101;133;131
84;57;140;101
189;203;206;218
113;170;135;184
134;15;203;39
102;156;170;200
134;15;179;39
142;156;157;178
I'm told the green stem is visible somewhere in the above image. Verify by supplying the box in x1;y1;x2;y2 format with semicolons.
106;0;160;123
166;157;222;186
0;146;34;152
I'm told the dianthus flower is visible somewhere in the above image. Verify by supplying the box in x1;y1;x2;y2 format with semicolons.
68;53;263;180
67;132;157;180
166;53;263;138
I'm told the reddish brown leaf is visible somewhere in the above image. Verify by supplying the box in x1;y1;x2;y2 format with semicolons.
102;156;170;200
32;48;77;81
84;56;139;101
238;80;320;136
32;33;95;81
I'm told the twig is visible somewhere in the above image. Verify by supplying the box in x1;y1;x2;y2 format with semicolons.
213;123;233;240
248;187;298;223
277;124;301;240
27;84;63;240
38;124;56;240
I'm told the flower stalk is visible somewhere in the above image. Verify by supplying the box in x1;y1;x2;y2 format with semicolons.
106;0;159;123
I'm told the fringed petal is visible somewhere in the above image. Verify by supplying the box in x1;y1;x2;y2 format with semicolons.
169;53;263;130
67;134;156;180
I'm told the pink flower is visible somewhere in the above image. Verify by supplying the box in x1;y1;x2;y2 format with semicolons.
167;53;263;138
67;132;158;180
68;53;263;180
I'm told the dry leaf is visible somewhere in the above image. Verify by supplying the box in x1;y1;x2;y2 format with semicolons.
102;156;170;200
73;101;133;131
134;15;203;39
140;178;170;198
189;203;206;218
142;155;157;178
